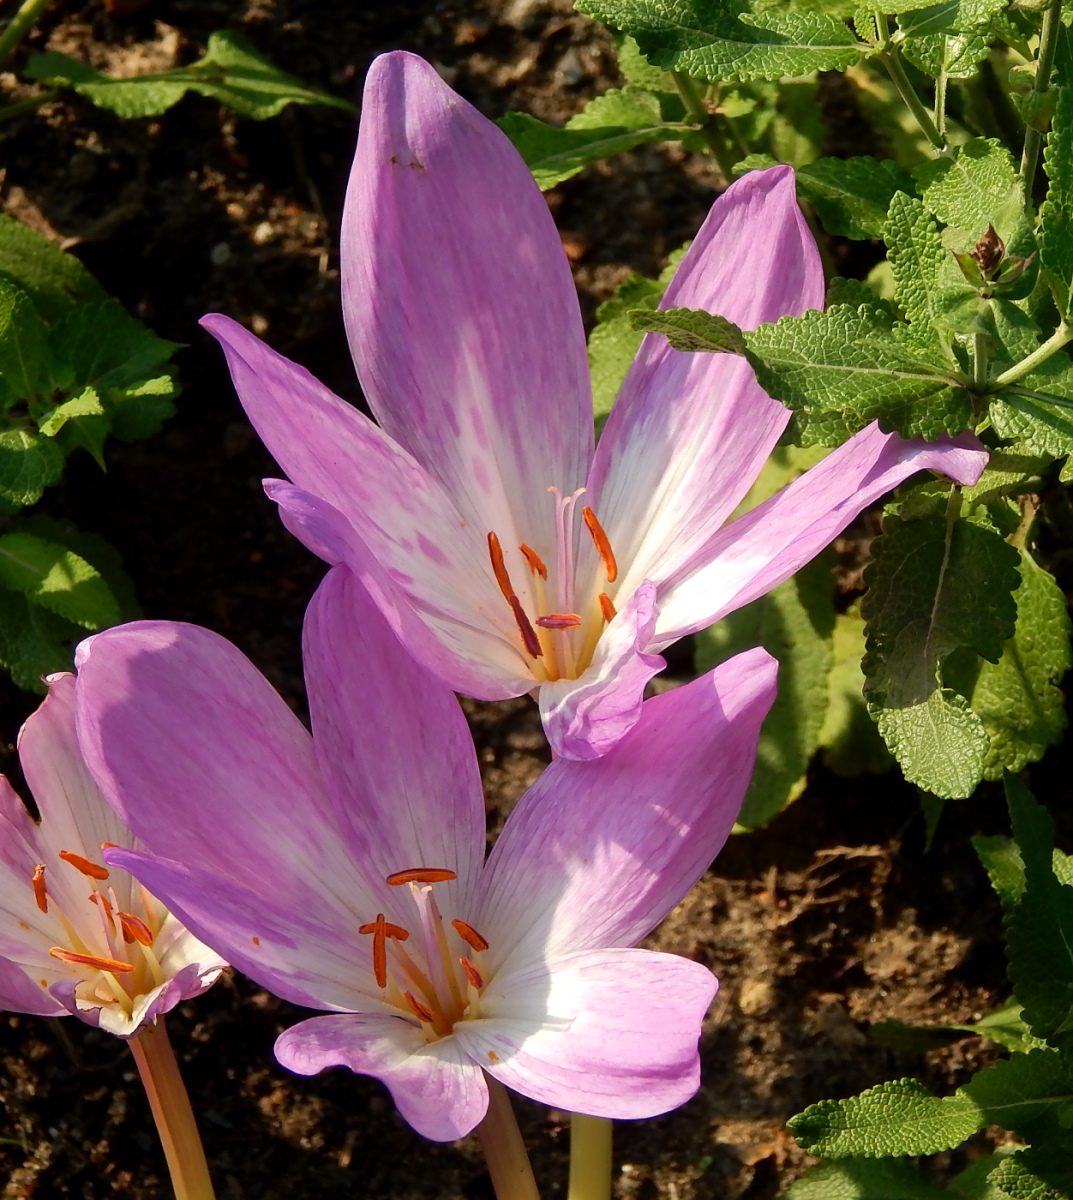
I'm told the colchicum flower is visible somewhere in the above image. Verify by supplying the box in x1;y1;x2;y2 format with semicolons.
75;566;776;1141
0;675;225;1038
201;51;988;761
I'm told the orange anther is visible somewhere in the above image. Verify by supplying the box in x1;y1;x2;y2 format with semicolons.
508;595;543;659
32;865;47;914
583;507;618;583
49;947;134;974
599;592;617;623
489;533;543;659
535;612;582;630
100;842;119;851
487;532;515;602
358;913;409;989
89;892;114;917
459;957;484;990
519;543;548;580
451;919;489;952
117;912;154;946
403;991;435;1023
386;868;458;887
58;851;109;881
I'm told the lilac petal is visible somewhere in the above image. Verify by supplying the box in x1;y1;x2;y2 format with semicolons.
343;51;592;546
477;647;776;978
538;580;665;761
655;425;990;642
456;947;715;1118
53;960;220;1039
302;566;486;903
75;621;354;912
276;1013;489;1141
0;955;65;1017
589;167;825;599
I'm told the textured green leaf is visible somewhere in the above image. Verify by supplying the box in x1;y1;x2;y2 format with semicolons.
950;1150;1020;1200
0;587;83;692
989;1147;1073;1200
498;88;682;190
22;516;140;622
915;138;1024;242
106;375;179;442
885;192;949;357
795;156;914;240
0;430;64;511
901;27;992;79
45;386;109;467
991;386;1073;459
50;300;180;393
575;0;866;82
0;533;120;630
629;306;747;353
0;274;48;403
870;998;1043;1055
1040;85;1073;316
788;1078;982;1157
24;31;354;121
818;605;895;777
38;385;104;437
973;833;1027;912
873;688;989;798
617;34;680;89
0;215;105;323
783;1158;947;1200
961;1047;1073;1136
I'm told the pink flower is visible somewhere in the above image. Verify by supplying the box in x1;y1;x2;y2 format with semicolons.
201;52;987;760
0;676;225;1038
75;566;775;1140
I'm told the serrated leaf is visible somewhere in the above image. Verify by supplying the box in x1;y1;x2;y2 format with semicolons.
989;1147;1073;1200
617;34;680;89
0;430;64;511
915;138;1025;242
873;687;990;797
0;533;121;630
49;300;180;393
783;1158;948;1200
974;833;1027;912
788;1078;982;1157
0;587;84;692
0;273;48;404
48;386;110;467
796;156;914;240
1040;85;1073;316
629;306;747;353
22;516;140;622
105;375;179;442
950;1150;1020;1200
24;30;354;122
575;0;866;82
885;192;949;357
962;1046;1073;1136
0;215;106;323
38;385;104;437
870;998;1042;1054
902;28;992;78
991;385;1073;459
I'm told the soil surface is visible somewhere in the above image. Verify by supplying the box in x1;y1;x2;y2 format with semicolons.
0;2;1068;1198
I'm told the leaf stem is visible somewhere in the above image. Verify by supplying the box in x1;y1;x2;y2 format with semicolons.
0;89;56;123
973;331;989;392
568;1115;613;1200
475;1076;541;1200
0;0;51;69
128;1020;216;1200
874;15;948;154
673;71;737;184
1020;0;1063;195
992;321;1073;388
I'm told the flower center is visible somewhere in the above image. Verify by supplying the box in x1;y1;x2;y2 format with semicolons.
32;846;166;1016
359;868;489;1042
487;487;619;682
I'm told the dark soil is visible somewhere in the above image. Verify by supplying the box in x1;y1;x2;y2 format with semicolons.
0;1;1066;1197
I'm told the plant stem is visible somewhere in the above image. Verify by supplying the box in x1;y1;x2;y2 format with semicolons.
973;331;989;391
875;14;948;154
0;0;51;69
128;1021;216;1200
992;320;1073;387
1020;0;1063;196
475;1076;541;1200
0;89;55;123
568;1115;613;1200
673;71;738;184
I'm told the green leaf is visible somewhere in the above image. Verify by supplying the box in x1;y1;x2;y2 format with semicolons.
961;1046;1073;1136
973;832;1027;913
45;386;109;467
950;1150;1020;1200
870;998;1043;1054
24;30;355;122
915;137;1025;242
787;1078;982;1157
989;1147;1073;1200
783;1158;948;1200
796;156;914;240
0;587;84;692
497;88;683;190
0;430;64;511
818;605;895;777
0;274;48;404
575;0;866;82
991;384;1073;459
1040;85;1073;316
885;192;949;357
0;215;106;323
628;306;747;353
106;374;179;442
49;300;180;393
22;516;140;622
617;34;680;89
0;533;121;630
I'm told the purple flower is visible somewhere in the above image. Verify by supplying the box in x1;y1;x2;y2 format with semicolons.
200;52;987;761
199;54;986;762
75;566;775;1140
0;675;225;1038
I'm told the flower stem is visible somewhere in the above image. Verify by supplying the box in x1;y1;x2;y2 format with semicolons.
973;330;989;392
475;1076;541;1200
1020;0;1063;196
568;1115;613;1200
0;0;51;69
672;71;737;185
992;320;1073;388
128;1020;216;1200
874;15;948;154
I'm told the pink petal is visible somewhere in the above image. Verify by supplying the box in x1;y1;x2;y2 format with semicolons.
455;948;715;1118
0;955;65;1017
343;51;592;546
654;425;990;642
476;647;776;978
275;1013;489;1141
538;580;665;760
588;167;825;599
302;566;487;902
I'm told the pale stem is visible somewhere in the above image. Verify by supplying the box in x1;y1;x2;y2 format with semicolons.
875;15;948;154
568;1114;613;1200
1020;0;1063;194
991;320;1073;388
0;0;51;68
475;1075;541;1200
128;1020;217;1200
973;331;989;392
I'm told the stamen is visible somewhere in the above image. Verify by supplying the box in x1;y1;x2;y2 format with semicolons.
519;543;548;580
599;592;617;622
358;914;409;989
101;842;119;851
117;912;154;946
508;595;543;659
403;991;435;1023
386;868;457;886
49;947;134;974
488;532;544;660
535;612;582;630
58;850;109;881
89;892;114;918
32;864;47;914
583;507;618;583
459;957;484;989
451;919;489;952
486;532;515;602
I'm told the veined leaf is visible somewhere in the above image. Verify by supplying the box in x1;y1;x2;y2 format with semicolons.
629;306;747;353
0;587;84;692
1040;80;1073;315
795;155;914;240
0;430;64;512
784;1158;947;1200
885;192;948;358
0;215;105;323
0;533;121;630
0;273;48;404
915;137;1024;242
